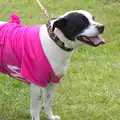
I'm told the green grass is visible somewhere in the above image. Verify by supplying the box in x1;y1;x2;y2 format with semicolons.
0;0;120;120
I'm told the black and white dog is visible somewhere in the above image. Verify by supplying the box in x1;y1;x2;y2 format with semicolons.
0;10;105;120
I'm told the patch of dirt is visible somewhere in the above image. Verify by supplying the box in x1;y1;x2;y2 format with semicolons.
111;2;120;6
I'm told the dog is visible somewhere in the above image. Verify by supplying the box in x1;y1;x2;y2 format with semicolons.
0;10;105;120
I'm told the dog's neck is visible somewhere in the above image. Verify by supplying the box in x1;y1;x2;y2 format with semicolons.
46;21;73;52
40;24;74;76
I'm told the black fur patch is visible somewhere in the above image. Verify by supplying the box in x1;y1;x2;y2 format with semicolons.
53;12;90;41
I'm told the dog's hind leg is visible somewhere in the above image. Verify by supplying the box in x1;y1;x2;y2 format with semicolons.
43;83;61;120
30;83;42;120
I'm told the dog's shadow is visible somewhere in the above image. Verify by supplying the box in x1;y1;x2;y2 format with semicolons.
15;110;46;120
40;116;46;120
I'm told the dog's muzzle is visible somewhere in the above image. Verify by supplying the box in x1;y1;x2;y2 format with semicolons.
76;36;106;46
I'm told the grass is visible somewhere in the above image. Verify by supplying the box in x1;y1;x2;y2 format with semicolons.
0;0;120;120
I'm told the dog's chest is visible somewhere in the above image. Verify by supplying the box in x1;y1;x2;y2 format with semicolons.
40;25;73;77
51;58;69;76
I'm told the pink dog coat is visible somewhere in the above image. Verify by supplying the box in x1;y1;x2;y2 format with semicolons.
0;14;61;87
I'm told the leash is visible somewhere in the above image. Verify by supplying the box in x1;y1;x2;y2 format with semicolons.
36;0;50;19
36;0;73;52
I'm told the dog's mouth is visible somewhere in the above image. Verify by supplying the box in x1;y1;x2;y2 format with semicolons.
76;36;105;46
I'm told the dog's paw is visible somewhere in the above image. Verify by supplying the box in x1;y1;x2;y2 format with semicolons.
47;115;61;120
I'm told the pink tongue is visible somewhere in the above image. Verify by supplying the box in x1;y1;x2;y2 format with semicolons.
89;36;105;45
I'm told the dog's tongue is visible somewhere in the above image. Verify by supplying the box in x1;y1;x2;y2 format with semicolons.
89;36;105;45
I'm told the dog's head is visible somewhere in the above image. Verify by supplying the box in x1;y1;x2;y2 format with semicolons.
52;10;105;48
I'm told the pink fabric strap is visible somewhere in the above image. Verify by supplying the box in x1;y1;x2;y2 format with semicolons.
10;14;21;24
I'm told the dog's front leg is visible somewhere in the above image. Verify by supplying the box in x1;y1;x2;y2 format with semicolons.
43;83;61;120
30;83;42;120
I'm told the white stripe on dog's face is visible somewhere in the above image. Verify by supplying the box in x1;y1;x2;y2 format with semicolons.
60;10;93;20
78;10;104;37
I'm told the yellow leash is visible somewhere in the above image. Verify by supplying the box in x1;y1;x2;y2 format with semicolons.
36;0;50;18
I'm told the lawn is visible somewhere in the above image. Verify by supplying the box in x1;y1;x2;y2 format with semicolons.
0;0;120;120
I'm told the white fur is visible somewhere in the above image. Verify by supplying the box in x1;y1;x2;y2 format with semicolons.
0;10;104;120
40;25;74;76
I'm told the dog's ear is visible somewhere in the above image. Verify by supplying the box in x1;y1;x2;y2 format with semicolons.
52;18;68;32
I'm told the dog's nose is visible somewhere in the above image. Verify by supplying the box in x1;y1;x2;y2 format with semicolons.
97;25;105;33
